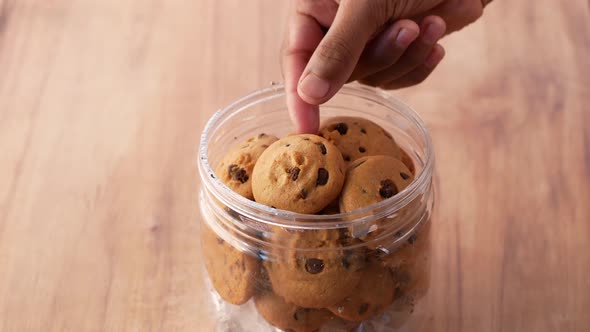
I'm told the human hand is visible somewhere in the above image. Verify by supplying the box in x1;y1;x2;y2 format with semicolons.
283;0;490;133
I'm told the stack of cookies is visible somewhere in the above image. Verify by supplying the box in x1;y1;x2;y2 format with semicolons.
201;117;431;332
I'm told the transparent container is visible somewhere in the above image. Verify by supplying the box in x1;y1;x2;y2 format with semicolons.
197;83;435;332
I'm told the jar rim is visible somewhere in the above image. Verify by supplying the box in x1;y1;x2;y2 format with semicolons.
198;83;434;229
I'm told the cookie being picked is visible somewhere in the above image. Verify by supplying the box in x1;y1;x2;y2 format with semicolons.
252;134;345;214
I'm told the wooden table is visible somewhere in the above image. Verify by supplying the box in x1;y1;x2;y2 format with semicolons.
1;1;589;331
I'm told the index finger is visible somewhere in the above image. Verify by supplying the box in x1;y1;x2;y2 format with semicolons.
282;12;324;134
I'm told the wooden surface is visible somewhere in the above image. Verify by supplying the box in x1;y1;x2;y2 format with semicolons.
1;1;589;331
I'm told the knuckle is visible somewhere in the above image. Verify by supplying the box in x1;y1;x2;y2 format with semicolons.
458;1;484;23
316;34;355;67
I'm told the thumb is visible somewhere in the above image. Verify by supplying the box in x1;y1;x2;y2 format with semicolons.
297;0;384;105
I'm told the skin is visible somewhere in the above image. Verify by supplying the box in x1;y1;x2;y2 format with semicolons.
282;0;491;134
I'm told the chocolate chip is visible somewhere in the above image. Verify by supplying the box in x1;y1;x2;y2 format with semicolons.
228;164;248;183
334;123;348;135
343;155;351;162
358;303;369;315
299;189;307;199
270;206;276;209
305;258;324;274
290;167;301;181
285;144;291;147
234;169;248;183
261;144;269;148
359;147;366;153
303;137;310;141
400;172;411;180
258;133;266;138
360;128;367;134
224;207;240;220
293;311;299;321
341;256;350;269
379;179;398;198
393;269;411;286
316;142;327;155
316;168;329;186
408;234;418;244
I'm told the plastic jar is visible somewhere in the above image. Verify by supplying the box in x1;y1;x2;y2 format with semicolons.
197;83;435;332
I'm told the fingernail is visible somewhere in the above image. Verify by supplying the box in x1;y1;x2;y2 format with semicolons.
422;23;445;44
299;73;330;100
396;28;418;48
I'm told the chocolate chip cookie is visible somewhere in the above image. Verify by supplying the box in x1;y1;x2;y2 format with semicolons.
252;134;345;214
264;229;365;308
254;291;334;332
200;222;259;305
386;220;431;301
318;117;401;164
380;219;431;269
215;133;279;200
340;155;414;213
328;262;396;322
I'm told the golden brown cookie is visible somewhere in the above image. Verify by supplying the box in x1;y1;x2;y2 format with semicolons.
380;219;431;268
328;262;396;322
252;134;345;214
387;220;432;301
318;117;401;164
200;222;259;305
264;229;365;308
215;133;278;200
254;291;334;332
340;155;414;213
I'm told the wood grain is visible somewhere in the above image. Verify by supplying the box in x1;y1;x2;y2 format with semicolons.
0;0;588;331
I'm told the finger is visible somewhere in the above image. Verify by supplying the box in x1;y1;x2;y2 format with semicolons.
298;0;382;105
359;16;446;87
282;11;325;134
414;0;483;34
348;19;420;83
380;44;445;90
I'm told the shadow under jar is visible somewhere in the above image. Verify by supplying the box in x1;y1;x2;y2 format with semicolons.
197;83;435;332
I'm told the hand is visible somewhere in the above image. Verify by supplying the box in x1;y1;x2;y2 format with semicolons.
282;0;490;134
